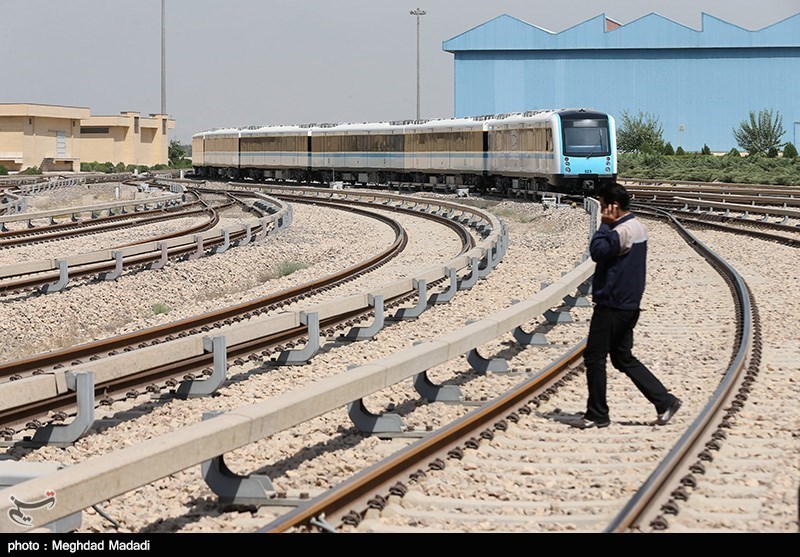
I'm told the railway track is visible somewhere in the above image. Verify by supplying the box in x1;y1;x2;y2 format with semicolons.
258;208;756;533
0;193;481;439
0;178;796;534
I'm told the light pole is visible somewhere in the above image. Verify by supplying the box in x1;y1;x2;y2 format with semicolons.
161;0;167;115
410;8;426;120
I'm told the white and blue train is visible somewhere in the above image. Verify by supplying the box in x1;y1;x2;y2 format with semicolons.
192;108;616;195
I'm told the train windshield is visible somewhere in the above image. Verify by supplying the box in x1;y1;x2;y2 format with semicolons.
561;116;610;157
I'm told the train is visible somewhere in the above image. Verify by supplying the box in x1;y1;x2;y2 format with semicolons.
191;108;617;196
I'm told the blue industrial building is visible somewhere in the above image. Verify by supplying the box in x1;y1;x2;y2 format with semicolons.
443;12;800;152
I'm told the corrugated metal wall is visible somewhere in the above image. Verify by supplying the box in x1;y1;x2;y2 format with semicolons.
444;13;800;152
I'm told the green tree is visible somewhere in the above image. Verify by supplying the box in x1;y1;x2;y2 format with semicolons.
783;142;798;159
662;142;674;156
701;144;711;155
675;146;685;156
732;108;785;155
168;139;187;166
616;110;665;154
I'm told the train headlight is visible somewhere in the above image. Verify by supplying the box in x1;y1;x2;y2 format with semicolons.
605;167;610;172
565;161;570;166
565;167;571;173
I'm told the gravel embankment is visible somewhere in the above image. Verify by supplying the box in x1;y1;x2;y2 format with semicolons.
2;185;796;533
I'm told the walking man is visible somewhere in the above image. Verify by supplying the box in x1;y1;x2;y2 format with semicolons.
572;182;681;429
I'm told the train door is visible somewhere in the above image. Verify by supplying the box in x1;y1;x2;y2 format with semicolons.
509;128;520;173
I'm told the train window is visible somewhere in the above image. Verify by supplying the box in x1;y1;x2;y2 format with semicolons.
561;117;610;157
417;133;427;152
452;131;463;152
389;134;403;152
571;119;601;127
435;133;447;152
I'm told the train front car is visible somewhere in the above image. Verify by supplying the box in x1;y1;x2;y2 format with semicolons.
553;109;616;195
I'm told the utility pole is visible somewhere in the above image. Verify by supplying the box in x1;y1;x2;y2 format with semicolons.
161;0;167;115
410;8;426;120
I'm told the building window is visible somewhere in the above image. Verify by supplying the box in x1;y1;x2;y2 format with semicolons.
81;127;110;134
134;117;140;134
56;131;66;157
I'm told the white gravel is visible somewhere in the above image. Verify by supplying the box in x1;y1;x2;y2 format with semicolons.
2;184;796;533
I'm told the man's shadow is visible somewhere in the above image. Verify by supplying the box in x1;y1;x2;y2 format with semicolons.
538;408;653;426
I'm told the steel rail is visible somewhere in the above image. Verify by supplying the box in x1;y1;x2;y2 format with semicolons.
0;207;223;294
0;197;479;432
260;203;754;534
633;205;800;246
0;200;409;379
260;342;587;532
0;205;213;249
604;206;755;532
0;198;204;240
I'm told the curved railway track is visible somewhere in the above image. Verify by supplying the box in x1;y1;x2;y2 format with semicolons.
622;183;800;244
0;177;796;534
258;208;758;533
0;199;206;249
0;195;477;438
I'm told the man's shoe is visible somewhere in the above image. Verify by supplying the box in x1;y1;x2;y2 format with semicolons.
570;416;610;429
656;398;682;426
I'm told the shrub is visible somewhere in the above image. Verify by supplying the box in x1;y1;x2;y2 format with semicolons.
767;147;779;158
21;166;41;175
675;146;685;156
701;144;712;155
273;260;308;278
492;207;535;223
783;142;798;159
726;148;741;157
0;165;7;175
82;161;116;173
662;142;674;156
151;302;171;315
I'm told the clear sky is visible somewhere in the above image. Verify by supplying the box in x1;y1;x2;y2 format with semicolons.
2;0;798;144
